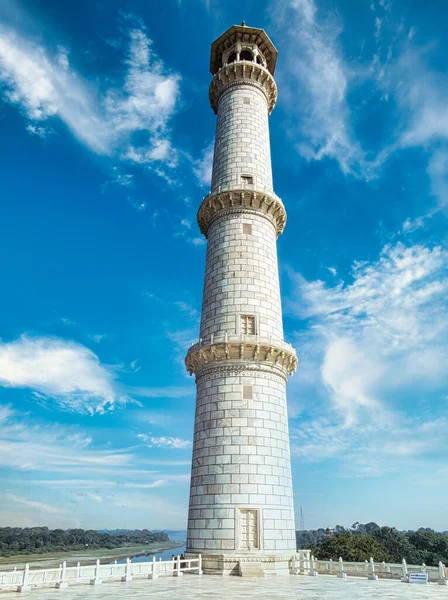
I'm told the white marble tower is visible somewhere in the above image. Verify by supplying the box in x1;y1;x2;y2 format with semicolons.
185;24;298;576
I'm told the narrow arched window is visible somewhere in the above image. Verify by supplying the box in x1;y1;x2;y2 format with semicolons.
228;52;237;64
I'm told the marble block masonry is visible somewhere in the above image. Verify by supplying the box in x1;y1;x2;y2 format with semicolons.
185;23;298;576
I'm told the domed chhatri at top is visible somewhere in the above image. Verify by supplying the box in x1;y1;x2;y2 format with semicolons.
209;24;278;76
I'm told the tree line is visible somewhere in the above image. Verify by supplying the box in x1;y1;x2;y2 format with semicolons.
297;522;448;567
0;528;169;557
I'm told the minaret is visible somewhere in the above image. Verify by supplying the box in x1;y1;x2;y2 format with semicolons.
185;23;298;576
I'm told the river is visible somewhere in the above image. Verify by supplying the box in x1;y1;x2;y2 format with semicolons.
114;544;186;564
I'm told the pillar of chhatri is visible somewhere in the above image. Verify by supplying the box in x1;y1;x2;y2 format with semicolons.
185;23;298;576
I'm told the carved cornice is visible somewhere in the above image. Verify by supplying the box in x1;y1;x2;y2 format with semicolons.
209;61;277;114
185;336;298;379
197;188;286;237
197;364;288;385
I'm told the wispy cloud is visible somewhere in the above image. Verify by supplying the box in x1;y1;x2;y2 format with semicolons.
173;217;206;246
291;415;448;478
4;493;68;514
0;406;192;482
271;0;448;225
138;433;192;449
193;142;214;188
287;241;448;474
384;44;448;213
0;335;128;414
271;0;370;178
0;20;180;171
174;300;199;319
0;409;128;474
128;385;193;398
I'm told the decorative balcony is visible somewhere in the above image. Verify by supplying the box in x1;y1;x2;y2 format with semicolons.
185;333;298;378
197;184;286;237
209;60;278;114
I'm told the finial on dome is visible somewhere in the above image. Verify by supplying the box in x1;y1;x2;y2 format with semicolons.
241;20;246;26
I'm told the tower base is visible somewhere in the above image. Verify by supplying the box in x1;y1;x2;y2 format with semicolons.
186;553;294;576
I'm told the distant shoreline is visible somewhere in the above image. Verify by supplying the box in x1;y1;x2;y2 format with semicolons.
0;541;185;571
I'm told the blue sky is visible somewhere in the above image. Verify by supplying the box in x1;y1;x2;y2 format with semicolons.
0;0;447;532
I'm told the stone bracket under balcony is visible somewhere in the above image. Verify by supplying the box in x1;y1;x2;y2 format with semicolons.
209;61;278;114
185;335;298;378
197;188;287;237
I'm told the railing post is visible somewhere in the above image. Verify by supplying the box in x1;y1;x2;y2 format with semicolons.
198;554;203;575
303;550;310;575
121;558;132;583
309;555;318;577
90;559;102;586
438;562;447;585
17;564;31;593
150;556;158;580
337;557;347;579
173;555;183;577
368;557;378;580
401;558;408;582
56;561;68;589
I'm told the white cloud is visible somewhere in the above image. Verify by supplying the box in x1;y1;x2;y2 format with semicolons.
0;335;127;414
396;53;448;150
271;0;369;178
4;493;68;514
0;406;191;527
174;300;199;318
295;243;447;353
193;142;214;187
0;22;180;170
0;405;190;476
291;415;448;478
288;241;448;473
127;196;147;211
379;40;448;212
138;434;192;449
0;413;127;473
321;338;385;426
26;123;53;138
128;385;193;398
426;147;448;209
402;216;427;233
174;217;206;247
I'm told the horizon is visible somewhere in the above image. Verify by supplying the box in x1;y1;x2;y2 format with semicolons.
0;0;447;532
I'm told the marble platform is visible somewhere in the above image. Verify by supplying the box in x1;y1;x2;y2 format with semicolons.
8;574;447;600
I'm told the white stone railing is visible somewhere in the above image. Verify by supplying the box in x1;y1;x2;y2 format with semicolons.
189;333;296;354
0;554;202;593
293;550;448;585
203;183;283;206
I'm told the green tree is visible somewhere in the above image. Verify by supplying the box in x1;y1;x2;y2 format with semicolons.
372;527;422;564
310;533;390;562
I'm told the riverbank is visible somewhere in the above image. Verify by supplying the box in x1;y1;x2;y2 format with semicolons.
0;541;185;570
